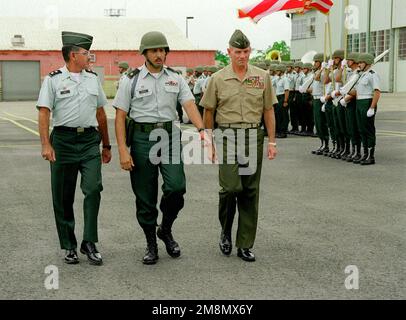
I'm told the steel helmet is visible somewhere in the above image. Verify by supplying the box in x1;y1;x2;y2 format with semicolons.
139;31;169;54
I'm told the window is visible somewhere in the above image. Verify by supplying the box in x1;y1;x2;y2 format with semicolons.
292;17;316;40
360;32;367;53
373;29;390;62
370;31;377;56
347;34;353;53
399;28;406;60
353;33;360;52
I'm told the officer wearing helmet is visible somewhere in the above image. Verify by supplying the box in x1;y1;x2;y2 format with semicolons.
113;31;205;264
117;61;131;89
349;53;380;165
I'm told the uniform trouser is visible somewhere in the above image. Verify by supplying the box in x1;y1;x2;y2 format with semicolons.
334;103;349;142
325;102;337;143
356;99;377;148
345;100;361;146
295;92;304;130
50;129;103;250
302;93;314;132
276;94;289;134
290;91;300;130
286;91;294;131
313;98;329;141
216;128;264;249
129;127;186;227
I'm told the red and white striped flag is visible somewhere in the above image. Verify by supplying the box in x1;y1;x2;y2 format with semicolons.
238;0;304;23
303;0;334;14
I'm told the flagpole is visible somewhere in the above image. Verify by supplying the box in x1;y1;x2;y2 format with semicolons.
327;14;335;88
343;0;350;83
323;21;327;96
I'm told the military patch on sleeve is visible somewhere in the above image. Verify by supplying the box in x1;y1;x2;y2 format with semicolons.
127;68;140;79
48;70;62;77
245;76;265;89
85;69;98;76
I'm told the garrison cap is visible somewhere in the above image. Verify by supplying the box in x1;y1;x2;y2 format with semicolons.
118;61;129;69
62;31;93;50
229;29;250;49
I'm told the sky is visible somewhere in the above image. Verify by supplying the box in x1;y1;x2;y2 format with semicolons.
0;0;292;52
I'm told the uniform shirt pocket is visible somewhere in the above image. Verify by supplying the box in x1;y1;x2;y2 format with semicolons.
86;86;99;108
246;88;264;106
164;84;180;94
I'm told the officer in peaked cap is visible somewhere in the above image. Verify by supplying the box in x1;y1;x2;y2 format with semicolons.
37;31;111;266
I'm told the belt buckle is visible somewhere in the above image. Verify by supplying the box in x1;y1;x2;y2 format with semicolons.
156;122;164;128
77;127;85;133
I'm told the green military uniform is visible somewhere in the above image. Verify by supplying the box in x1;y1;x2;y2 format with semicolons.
311;53;330;155
301;63;315;135
355;53;380;165
200;30;277;253
37;31;108;251
343;53;362;162
274;64;288;138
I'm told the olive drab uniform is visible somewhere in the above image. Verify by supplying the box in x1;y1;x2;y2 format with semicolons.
301;64;315;135
274;64;288;138
355;53;380;165
36;32;108;253
200;30;277;257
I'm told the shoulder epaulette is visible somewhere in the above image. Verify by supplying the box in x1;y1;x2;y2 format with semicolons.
127;68;140;79
165;66;178;74
369;70;375;74
85;69;98;76
48;70;62;77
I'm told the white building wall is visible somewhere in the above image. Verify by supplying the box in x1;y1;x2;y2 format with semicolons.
291;0;406;92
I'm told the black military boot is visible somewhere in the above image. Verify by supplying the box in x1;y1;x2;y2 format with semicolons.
334;137;344;159
352;144;362;163
330;139;339;158
311;140;324;155
355;146;368;164
341;139;351;161
219;230;232;256
142;225;159;265
361;147;375;165
327;141;336;157
320;139;329;156
345;144;356;162
157;216;181;258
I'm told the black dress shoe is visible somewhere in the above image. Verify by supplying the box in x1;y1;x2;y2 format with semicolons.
157;226;181;258
64;249;79;264
237;248;256;262
219;232;232;256
80;241;103;265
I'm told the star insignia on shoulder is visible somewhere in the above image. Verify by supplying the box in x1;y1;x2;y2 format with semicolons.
48;70;62;77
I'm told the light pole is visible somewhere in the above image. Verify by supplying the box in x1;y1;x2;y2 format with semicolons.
186;16;194;39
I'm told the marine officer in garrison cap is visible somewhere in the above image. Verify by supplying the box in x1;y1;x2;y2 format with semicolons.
37;31;111;266
201;29;277;262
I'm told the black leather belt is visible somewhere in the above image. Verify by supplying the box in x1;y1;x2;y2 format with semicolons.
133;121;173;133
54;126;96;133
220;123;260;129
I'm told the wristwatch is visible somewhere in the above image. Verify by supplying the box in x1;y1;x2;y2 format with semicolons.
102;145;112;150
198;128;205;133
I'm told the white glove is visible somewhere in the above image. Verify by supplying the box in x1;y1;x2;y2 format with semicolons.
331;91;337;99
320;96;326;104
341;59;347;69
299;85;304;93
367;108;376;117
321;104;326;112
321;62;328;69
328;59;334;68
340;98;347;107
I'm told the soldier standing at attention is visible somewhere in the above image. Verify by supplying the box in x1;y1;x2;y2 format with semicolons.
350;53;381;165
113;31;205;265
200;29;277;262
308;53;330;155
37;31;111;265
301;63;315;136
275;64;288;138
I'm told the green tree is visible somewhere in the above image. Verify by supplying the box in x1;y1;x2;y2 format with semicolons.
215;50;230;67
266;41;291;61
